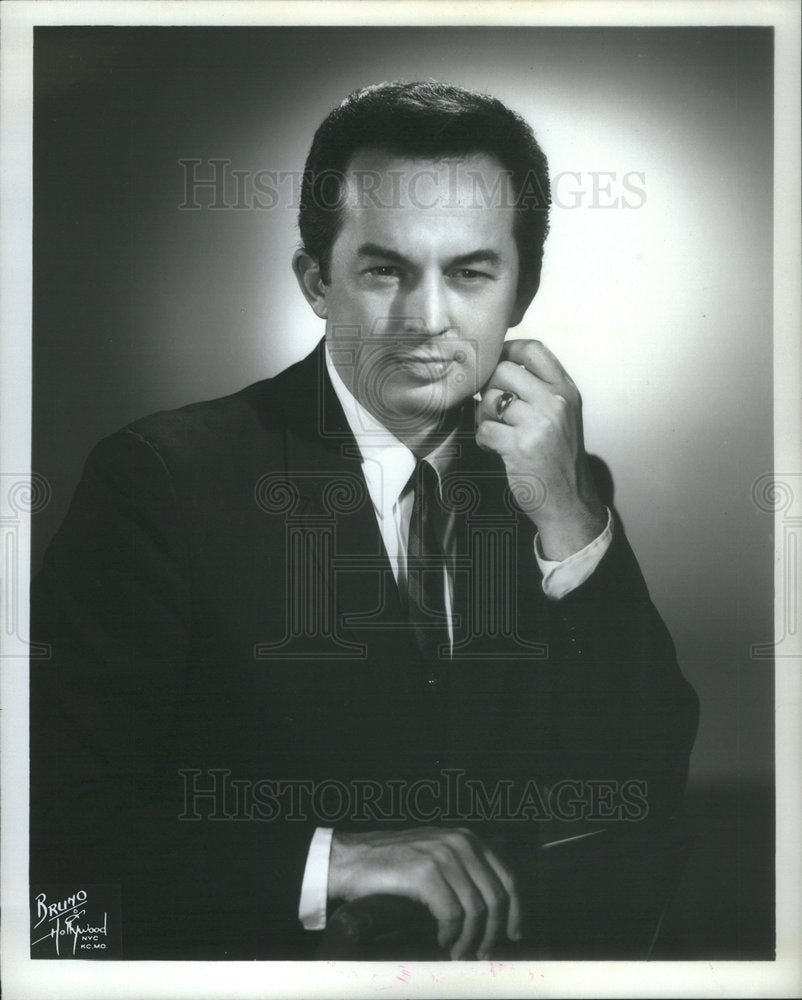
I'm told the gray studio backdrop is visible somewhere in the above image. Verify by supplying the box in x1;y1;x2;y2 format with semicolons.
33;26;774;789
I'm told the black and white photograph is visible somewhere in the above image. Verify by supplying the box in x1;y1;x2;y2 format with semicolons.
1;2;799;998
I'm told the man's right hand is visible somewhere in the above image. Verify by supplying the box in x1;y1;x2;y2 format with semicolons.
328;827;522;960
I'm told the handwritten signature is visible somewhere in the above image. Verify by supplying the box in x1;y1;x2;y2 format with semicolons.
32;891;108;956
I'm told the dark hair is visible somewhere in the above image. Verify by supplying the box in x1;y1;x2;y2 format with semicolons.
298;80;551;296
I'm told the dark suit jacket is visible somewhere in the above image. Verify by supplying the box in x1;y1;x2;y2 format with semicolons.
30;340;698;959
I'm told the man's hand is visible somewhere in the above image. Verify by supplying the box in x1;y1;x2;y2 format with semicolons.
328;827;522;960
476;339;606;561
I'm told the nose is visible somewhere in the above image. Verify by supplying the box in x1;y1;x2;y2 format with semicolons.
403;272;452;339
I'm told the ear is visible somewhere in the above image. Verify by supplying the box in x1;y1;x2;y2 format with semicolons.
509;271;539;328
292;249;329;319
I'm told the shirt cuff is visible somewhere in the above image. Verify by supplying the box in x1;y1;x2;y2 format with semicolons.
298;827;333;931
534;507;614;600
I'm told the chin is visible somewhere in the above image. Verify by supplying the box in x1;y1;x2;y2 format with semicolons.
401;393;467;427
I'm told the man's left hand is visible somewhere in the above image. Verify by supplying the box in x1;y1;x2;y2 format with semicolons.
476;339;606;561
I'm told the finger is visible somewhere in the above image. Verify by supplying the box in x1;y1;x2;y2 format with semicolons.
457;842;511;959
485;360;564;409
435;851;488;959
411;857;466;952
478;387;533;427
501;338;571;385
480;849;523;942
441;830;514;959
475;414;516;454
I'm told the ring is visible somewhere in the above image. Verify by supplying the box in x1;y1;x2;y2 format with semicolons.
495;390;517;420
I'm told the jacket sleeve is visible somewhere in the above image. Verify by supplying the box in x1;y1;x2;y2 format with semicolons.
535;509;699;820
30;429;317;958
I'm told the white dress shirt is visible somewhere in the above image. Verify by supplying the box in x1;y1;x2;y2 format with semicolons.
297;345;614;931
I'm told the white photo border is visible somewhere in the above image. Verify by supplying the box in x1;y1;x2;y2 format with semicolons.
2;2;800;998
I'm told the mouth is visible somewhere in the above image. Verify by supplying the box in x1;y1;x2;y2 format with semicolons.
397;354;455;380
394;347;468;382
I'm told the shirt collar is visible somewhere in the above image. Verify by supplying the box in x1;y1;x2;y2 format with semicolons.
325;342;459;517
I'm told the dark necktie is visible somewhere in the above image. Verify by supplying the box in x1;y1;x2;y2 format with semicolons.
405;460;451;663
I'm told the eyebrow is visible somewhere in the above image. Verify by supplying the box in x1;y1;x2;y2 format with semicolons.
356;243;503;269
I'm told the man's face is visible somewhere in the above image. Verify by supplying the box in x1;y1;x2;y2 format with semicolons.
321;150;527;436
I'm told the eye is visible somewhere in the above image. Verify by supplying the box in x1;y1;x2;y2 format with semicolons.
366;265;401;278
450;268;489;281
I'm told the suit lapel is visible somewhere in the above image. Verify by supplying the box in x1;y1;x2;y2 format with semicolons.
276;342;411;658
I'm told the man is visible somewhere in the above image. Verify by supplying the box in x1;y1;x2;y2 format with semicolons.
30;81;698;961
